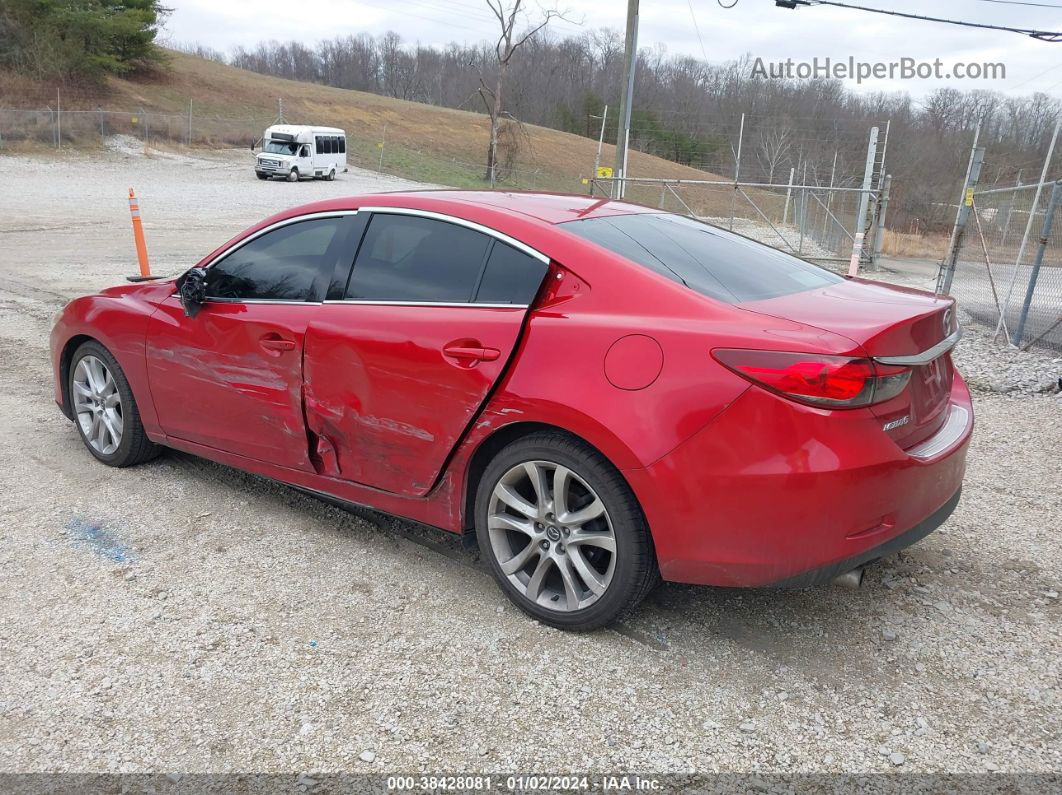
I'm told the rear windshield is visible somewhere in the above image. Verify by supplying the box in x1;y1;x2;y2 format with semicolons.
561;212;842;304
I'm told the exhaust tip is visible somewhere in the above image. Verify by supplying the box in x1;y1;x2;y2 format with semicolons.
832;567;865;589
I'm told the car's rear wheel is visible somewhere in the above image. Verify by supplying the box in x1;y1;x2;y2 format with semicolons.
327;168;336;181
69;341;160;468
475;431;657;630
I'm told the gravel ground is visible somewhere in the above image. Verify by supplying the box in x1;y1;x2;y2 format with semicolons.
0;147;1059;776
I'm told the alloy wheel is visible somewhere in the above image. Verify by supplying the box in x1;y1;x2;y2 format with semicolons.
72;355;123;456
487;460;617;612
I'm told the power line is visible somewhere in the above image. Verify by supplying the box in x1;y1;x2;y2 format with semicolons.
687;0;709;61
1009;61;1062;90
971;0;1062;8
774;0;1062;41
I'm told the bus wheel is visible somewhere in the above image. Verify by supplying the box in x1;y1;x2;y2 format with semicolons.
287;169;299;182
327;168;336;181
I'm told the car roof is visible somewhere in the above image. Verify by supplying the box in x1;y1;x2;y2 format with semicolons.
352;190;657;225
266;124;345;135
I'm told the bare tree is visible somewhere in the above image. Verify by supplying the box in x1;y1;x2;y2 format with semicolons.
223;29;1062;232
480;0;565;185
756;123;793;184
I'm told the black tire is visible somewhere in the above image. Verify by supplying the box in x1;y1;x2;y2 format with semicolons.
256;173;268;180
475;431;657;631
68;341;161;468
287;168;299;182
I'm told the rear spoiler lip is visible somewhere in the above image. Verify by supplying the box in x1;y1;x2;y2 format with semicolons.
873;328;962;367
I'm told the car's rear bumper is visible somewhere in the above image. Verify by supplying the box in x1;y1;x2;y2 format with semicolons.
768;486;961;587
625;371;973;587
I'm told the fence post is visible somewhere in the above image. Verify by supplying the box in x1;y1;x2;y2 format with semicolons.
936;145;985;295
797;161;808;254
822;148;838;242
188;99;193;147
782;166;795;225
848;126;879;276
995;116;1061;341
590;104;608;196
729;112;744;231
1000;171;1022;246
872;174;892;263
1015;179;1062;346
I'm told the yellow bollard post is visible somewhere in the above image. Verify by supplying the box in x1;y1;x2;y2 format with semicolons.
127;187;152;280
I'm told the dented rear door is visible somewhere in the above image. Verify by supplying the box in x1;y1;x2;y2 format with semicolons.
302;210;549;497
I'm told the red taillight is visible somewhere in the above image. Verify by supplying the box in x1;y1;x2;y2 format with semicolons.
712;349;911;408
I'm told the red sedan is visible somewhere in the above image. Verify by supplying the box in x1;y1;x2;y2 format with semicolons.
50;192;972;630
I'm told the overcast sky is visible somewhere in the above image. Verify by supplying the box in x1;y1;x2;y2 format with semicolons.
161;0;1062;99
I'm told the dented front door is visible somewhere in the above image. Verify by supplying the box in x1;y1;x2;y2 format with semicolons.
146;297;313;470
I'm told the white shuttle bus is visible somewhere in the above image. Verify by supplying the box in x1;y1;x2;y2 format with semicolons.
255;124;347;182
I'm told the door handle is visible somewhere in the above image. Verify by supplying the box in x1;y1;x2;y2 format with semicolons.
259;334;296;353
443;344;501;362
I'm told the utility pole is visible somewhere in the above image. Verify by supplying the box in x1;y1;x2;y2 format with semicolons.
849;126;879;276
614;0;639;200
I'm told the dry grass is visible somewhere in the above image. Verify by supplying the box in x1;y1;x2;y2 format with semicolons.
0;52;742;198
880;229;950;260
0;53;947;257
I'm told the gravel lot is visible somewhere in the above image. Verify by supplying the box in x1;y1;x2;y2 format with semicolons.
0;146;1059;777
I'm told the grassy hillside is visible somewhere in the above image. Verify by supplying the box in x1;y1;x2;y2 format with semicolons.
1;51;753;211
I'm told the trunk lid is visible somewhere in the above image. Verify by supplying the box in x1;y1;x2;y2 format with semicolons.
741;278;958;449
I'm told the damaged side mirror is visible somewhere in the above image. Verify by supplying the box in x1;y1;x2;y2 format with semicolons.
177;267;208;318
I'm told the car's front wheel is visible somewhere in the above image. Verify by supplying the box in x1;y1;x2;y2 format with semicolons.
287;168;299;182
476;431;657;630
69;341;160;467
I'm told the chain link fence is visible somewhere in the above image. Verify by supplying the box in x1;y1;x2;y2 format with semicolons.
589;177;875;266
946;180;1062;353
0;107;261;149
0;105;565;193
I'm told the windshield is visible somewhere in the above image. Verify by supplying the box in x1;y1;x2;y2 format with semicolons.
263;140;298;156
561;212;842;304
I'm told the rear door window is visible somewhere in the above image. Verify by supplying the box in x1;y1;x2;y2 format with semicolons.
474;241;547;305
562;213;841;303
346;214;491;302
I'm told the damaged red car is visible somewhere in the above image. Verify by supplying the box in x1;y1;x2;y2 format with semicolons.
51;192;972;630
